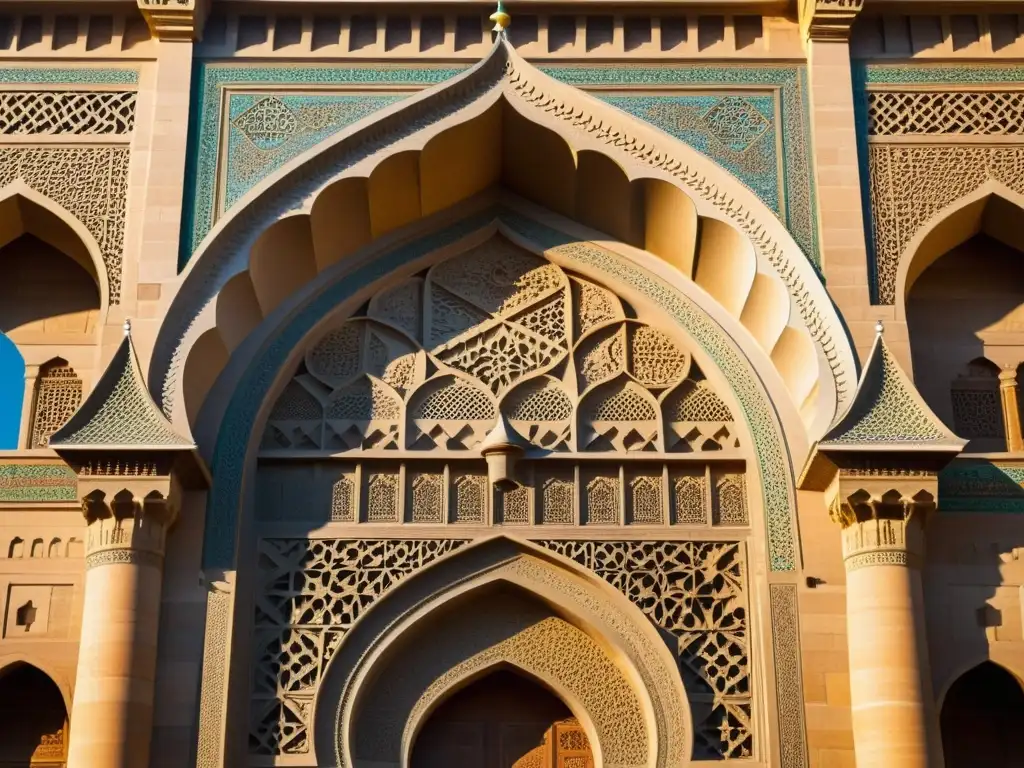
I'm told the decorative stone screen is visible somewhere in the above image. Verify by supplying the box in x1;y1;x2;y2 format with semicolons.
250;238;755;762
255;459;747;527
261;236;741;455
30;361;82;448
250;539;751;761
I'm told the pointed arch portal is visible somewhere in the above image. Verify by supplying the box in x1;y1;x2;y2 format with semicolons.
176;36;827;768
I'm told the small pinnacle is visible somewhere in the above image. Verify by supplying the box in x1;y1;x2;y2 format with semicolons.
123;318;132;337
874;319;884;335
490;0;511;32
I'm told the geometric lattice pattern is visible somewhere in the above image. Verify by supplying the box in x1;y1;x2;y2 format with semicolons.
29;362;82;448
0;91;136;135
262;236;741;456
0;146;129;303
250;539;467;754
951;387;1004;440
540;540;752;759
868;90;1024;136
251;538;750;760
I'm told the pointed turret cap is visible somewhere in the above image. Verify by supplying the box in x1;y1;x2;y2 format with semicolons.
799;322;965;490
51;320;195;451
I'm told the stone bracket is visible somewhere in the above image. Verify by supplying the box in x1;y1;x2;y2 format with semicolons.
800;0;865;42
137;0;209;41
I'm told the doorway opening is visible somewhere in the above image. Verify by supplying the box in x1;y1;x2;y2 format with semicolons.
411;669;594;768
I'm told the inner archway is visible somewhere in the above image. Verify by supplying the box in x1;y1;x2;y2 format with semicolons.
940;661;1024;768
0;662;69;766
411;669;594;768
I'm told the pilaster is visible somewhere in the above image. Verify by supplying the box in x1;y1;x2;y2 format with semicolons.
800;325;964;768
801;0;878;362
131;1;205;353
998;368;1024;453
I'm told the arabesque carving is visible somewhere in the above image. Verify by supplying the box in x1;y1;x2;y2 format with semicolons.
0;147;129;303
30;362;82;449
261;237;740;455
868;144;1024;305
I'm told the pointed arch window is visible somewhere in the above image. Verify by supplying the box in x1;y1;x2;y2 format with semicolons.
29;358;82;448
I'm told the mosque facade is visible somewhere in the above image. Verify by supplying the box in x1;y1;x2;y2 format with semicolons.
0;1;1023;767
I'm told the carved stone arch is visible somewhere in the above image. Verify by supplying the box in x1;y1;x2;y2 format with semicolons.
0;180;108;315
152;39;853;449
312;535;691;768
896;181;1024;319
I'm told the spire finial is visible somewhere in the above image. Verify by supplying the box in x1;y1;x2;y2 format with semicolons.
874;319;884;336
490;0;511;33
123;318;132;337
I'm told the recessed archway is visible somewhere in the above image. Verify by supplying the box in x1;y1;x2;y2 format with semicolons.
905;191;1024;443
940;661;1024;768
0;662;69;766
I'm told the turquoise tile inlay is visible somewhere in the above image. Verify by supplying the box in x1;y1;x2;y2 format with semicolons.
600;93;779;214
543;64;818;269
183;62;819;271
182;64;468;266
224;93;408;209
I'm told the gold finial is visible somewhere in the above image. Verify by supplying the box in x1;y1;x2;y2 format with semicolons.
874;319;884;336
490;0;511;32
123;318;132;337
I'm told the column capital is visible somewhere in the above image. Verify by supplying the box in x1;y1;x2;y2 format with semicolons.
828;476;937;570
137;0;209;41
76;467;184;568
800;0;864;42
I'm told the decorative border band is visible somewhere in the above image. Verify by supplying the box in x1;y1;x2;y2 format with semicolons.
0;68;139;86
86;547;163;569
769;583;808;768
844;548;915;571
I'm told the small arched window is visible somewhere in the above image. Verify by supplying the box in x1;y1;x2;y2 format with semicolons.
29;358;82;448
950;358;1004;448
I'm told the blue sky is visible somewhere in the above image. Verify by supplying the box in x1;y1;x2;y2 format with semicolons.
0;335;24;448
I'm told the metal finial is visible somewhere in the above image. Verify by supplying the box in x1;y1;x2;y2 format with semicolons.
490;0;511;33
123;318;132;337
874;319;884;335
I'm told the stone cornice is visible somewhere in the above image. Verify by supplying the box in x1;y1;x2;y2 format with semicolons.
137;0;209;41
800;0;865;41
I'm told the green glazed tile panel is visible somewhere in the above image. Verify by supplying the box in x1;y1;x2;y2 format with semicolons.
183;63;819;270
0;463;77;503
0;68;138;85
940;460;1024;513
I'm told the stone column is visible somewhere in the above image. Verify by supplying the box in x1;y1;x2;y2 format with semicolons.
998;368;1023;452
834;489;942;768
66;476;180;768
